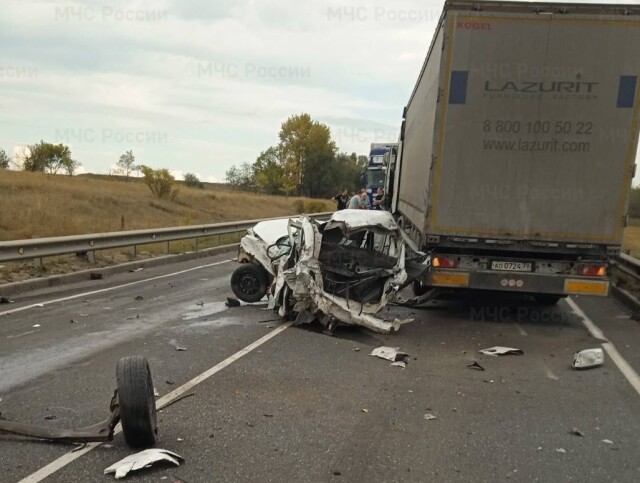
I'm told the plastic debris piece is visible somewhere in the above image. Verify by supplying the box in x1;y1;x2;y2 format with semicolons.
572;348;604;369
479;346;523;357
361;409;369;413
370;346;409;362
154;388;160;397
569;428;584;437
467;361;485;371
34;304;44;308
129;268;144;273
103;449;183;479
602;439;614;445
175;346;187;351
32;324;41;328
70;319;78;324
391;361;406;369
353;347;360;352
226;297;241;307
555;448;566;454
424;414;437;421
177;438;184;442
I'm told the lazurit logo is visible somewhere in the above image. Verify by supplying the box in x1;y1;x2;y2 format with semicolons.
457;21;492;30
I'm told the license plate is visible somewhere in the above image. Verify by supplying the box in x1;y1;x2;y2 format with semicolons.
491;261;532;272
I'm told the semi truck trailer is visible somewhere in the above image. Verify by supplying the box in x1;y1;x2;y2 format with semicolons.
388;0;640;304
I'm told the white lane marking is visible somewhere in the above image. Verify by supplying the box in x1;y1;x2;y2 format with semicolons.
566;297;640;397
0;260;233;319
6;330;38;339
514;323;528;336
19;321;293;483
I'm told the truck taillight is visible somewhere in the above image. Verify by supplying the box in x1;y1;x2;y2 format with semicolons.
433;256;459;269
577;264;606;277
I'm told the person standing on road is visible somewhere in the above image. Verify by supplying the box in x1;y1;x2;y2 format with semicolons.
358;189;371;210
331;190;349;210
347;192;361;209
373;187;385;210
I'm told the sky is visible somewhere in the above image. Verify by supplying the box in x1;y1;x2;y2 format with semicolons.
0;0;638;182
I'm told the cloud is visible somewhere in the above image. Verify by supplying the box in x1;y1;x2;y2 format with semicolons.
0;0;638;184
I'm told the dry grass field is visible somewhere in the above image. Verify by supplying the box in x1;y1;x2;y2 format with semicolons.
0;170;333;241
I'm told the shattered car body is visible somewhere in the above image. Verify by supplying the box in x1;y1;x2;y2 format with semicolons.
232;210;427;333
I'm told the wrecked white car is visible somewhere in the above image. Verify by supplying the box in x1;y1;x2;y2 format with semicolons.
230;210;426;333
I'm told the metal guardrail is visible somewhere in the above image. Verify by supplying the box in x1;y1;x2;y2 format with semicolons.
611;252;640;281
0;212;333;264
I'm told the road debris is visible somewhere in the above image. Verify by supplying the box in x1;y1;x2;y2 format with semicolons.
129;268;144;273
361;408;369;413
154;388;160;397
602;439;614;445
569;428;584;437
103;449;184;479
353;347;360;352
44;415;56;420
479;346;523;356
177;437;184;442
226;297;241;307
90;272;104;280
424;414;437;421
572;348;604;369
370;346;409;363
70;319;78;324
467;361;485;371
134;296;144;301
391;361;406;369
34;304;44;308
0;297;14;304
555;448;566;454
175;346;187;351
32;324;41;328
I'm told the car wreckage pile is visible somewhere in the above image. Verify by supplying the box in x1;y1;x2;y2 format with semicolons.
230;210;427;334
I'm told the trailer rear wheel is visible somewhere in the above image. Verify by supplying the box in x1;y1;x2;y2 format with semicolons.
116;356;157;448
533;295;561;306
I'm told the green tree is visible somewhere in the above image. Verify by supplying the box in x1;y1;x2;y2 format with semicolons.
21;141;79;175
225;166;240;189
0;149;10;168
253;147;284;194
184;172;204;189
115;150;137;180
278;113;337;197
139;165;178;199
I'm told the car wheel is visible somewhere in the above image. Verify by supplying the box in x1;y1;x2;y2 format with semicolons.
231;264;269;303
116;356;158;448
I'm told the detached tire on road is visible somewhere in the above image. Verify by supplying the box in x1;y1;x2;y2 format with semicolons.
231;263;269;303
116;356;158;448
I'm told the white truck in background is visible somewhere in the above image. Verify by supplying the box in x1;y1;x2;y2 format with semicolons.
387;0;640;304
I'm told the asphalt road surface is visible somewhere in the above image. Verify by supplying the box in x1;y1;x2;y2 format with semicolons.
1;252;639;482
